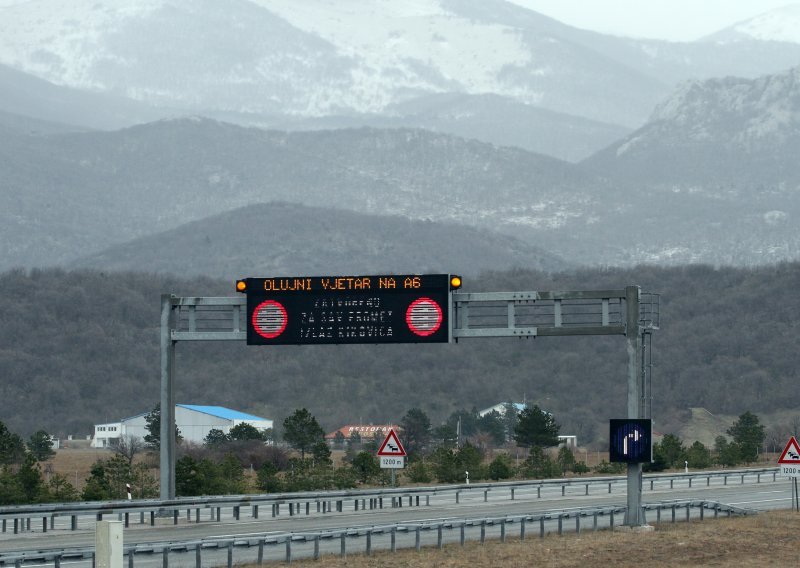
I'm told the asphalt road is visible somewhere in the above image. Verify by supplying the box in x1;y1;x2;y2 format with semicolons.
1;473;793;559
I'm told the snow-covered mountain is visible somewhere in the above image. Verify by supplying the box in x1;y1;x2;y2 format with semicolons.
580;64;800;264
703;4;800;44
584;65;800;186
2;0;800;148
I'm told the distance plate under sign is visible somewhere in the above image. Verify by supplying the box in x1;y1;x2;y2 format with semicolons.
380;456;405;469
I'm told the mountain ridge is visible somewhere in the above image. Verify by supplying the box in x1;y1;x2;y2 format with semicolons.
71;201;568;278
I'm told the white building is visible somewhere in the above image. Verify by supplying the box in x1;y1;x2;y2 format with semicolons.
478;402;526;417
91;405;273;448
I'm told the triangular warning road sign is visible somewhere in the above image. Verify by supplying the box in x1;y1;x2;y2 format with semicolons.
377;429;407;457
778;436;800;464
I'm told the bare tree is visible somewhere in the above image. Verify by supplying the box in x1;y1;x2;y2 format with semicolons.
110;434;144;467
790;416;800;439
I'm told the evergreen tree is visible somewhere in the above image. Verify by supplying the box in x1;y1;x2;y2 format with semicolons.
47;473;79;502
16;454;47;503
228;423;266;442
556;446;576;474
513;405;560;448
311;441;332;467
282;408;325;459
27;430;55;462
400;408;431;457
351;451;381;483
478;411;507;447
143;404;182;451
714;436;740;467
727;411;765;463
685;441;712;469
0;422;25;466
659;434;686;468
257;462;282;493
0;466;24;505
204;428;229;447
333;431;346;449
488;454;514;480
520;446;560;479
82;461;114;501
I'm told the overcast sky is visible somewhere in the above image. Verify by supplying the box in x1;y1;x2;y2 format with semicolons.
508;0;799;41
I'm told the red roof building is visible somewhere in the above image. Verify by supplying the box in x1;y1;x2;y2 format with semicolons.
325;424;398;440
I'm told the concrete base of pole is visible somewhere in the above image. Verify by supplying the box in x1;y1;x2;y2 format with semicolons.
95;521;123;568
615;524;655;533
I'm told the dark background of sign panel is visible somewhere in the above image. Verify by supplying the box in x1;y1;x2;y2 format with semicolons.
245;275;451;345
609;419;653;463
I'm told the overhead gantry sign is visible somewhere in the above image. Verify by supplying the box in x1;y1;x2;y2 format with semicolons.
160;277;658;526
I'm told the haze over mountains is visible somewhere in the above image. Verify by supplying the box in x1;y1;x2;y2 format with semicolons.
2;0;800;159
1;1;800;270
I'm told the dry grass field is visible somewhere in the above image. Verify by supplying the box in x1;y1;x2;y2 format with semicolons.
263;511;800;567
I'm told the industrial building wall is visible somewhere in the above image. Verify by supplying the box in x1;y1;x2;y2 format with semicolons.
121;409;230;444
175;407;231;443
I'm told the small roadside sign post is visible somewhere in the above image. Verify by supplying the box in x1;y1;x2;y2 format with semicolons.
777;436;800;511
377;429;407;488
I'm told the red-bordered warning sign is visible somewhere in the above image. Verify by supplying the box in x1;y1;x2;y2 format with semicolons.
778;436;800;464
251;300;288;339
377;429;407;457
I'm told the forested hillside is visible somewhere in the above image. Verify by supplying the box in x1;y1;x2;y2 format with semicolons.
1;264;797;445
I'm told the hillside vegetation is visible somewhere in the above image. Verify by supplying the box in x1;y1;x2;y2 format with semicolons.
1;264;798;442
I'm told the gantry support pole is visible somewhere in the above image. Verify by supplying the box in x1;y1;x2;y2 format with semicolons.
625;285;644;526
160;294;176;501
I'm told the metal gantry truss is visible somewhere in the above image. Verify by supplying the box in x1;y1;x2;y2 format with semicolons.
160;286;659;525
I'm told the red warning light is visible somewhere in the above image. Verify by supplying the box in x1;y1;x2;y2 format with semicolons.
406;297;443;336
252;300;288;339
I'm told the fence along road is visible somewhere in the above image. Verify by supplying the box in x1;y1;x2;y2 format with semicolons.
0;499;756;568
0;467;779;536
0;468;791;560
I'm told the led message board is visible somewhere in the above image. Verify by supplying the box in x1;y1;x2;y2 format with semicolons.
609;419;653;463
238;274;456;345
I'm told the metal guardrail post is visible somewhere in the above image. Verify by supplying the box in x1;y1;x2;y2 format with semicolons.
285;537;291;564
438;525;443;548
313;536;320;560
340;533;346;556
480;521;486;543
460;523;465;546
196;545;202;568
415;527;421;550
500;520;506;542
366;531;372;556
520;518;526;540
226;542;233;568
391;527;397;552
